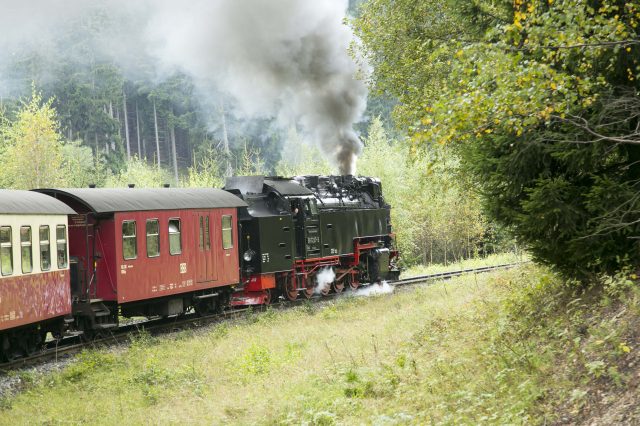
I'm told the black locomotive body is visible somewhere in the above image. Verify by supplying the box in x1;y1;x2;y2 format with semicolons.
226;175;399;305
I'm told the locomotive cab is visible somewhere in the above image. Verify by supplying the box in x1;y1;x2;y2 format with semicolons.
289;196;321;259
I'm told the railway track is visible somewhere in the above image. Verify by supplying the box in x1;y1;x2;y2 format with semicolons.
391;262;525;287
0;261;524;374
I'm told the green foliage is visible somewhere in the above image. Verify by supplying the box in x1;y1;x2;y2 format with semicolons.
60;350;117;383
237;343;272;376
0;88;107;189
354;0;640;278
358;117;491;265
183;145;225;188
0;88;65;188
104;156;173;188
60;140;109;188
234;143;267;177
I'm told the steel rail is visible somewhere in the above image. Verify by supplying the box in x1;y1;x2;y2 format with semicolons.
390;262;525;287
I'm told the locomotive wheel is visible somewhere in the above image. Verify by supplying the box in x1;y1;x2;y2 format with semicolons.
283;275;298;301
332;280;345;294
302;277;314;299
263;288;277;305
346;275;359;291
320;284;331;296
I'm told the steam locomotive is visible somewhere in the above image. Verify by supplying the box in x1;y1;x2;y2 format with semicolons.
0;175;399;360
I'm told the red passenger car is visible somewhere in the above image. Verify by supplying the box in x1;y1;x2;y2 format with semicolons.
0;190;75;359
36;188;246;331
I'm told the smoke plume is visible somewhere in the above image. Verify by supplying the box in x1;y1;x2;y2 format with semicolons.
0;0;367;174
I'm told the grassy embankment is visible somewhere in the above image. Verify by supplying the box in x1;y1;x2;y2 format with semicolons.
1;261;639;424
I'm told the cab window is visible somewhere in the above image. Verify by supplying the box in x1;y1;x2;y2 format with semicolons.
306;199;318;216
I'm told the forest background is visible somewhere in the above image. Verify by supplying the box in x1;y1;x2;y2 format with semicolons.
0;1;508;269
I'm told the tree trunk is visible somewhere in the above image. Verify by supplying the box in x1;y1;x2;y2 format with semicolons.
135;101;142;158
170;123;179;187
430;240;433;265
444;240;448;265
123;91;131;161
153;100;161;169
220;99;232;176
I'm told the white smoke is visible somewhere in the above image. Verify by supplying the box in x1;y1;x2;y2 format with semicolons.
354;281;395;297
0;0;367;174
314;267;336;295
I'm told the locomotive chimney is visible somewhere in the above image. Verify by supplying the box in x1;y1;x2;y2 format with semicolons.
163;183;171;188
128;183;135;188
88;184;96;188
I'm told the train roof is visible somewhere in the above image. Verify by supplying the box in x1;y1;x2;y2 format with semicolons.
225;176;314;197
34;188;247;214
0;190;76;215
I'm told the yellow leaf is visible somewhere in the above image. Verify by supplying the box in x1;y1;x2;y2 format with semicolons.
619;343;632;353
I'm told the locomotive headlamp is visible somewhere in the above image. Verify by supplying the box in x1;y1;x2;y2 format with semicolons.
243;249;255;262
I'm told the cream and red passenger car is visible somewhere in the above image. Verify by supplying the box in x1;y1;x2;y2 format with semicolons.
0;190;74;360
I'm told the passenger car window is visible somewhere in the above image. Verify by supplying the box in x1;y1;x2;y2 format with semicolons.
122;221;137;260
0;226;13;276
39;225;51;271
168;218;181;255
20;226;32;273
222;215;233;249
146;219;160;257
56;225;68;268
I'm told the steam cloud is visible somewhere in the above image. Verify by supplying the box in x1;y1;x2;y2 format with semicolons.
0;0;367;174
314;267;337;295
354;281;395;297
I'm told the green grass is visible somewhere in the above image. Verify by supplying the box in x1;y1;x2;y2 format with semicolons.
1;263;638;425
401;251;527;278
